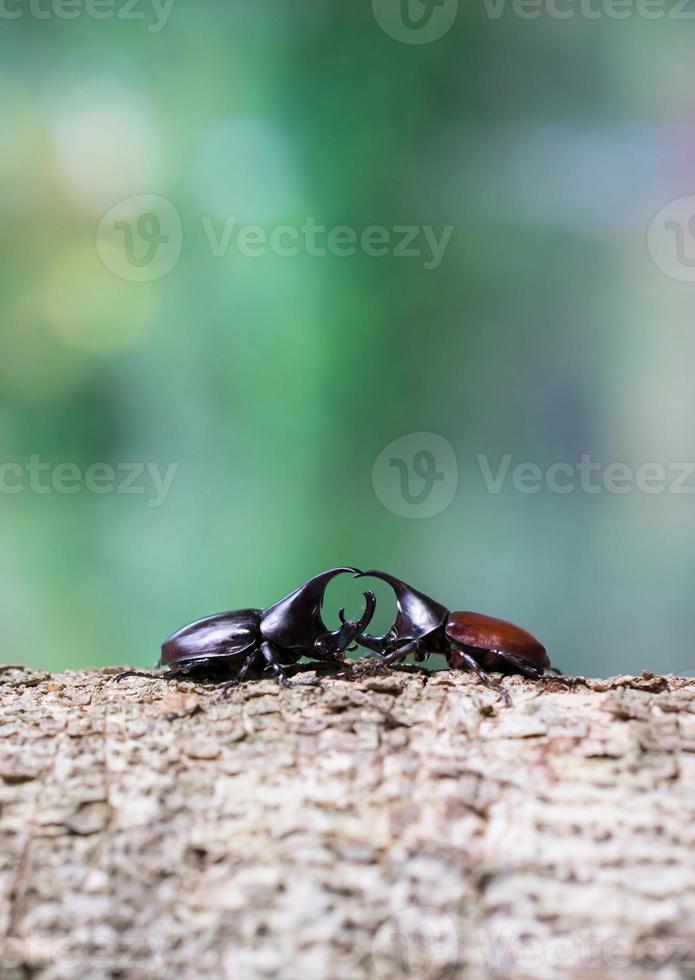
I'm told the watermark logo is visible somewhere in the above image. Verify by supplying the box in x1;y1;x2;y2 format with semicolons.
372;442;695;515
96;207;453;275
371;906;459;979
97;194;182;282
372;433;458;518
372;0;458;42
647;195;695;283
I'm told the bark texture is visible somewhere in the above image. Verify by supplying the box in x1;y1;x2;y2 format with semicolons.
1;665;694;980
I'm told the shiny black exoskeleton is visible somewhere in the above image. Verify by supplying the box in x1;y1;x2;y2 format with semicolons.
118;567;375;688
348;570;552;691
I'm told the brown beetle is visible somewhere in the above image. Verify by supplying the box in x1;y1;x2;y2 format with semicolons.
348;570;552;687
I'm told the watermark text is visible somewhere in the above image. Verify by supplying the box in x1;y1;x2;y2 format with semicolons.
0;456;178;507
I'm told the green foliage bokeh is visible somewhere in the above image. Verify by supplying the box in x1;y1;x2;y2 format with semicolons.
1;1;694;676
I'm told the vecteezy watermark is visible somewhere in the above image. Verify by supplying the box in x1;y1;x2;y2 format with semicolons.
476;927;695;971
96;196;454;282
371;440;695;517
0;457;178;507
371;907;459;979
371;0;459;42
374;915;695;976
647;196;695;282
97;195;183;282
372;433;458;519
0;0;175;30
477;454;695;495
0;935;168;973
482;0;695;18
201;217;453;271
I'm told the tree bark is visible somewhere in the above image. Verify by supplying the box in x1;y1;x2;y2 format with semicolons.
1;665;694;980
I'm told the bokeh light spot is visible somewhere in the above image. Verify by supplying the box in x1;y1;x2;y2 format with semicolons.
49;86;165;214
39;242;158;354
192;118;299;223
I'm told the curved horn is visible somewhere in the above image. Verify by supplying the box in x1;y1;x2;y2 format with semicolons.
320;590;377;657
337;589;375;630
356;570;449;643
355;590;376;634
261;567;360;650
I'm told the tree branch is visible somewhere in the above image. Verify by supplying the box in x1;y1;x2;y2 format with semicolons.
1;666;694;978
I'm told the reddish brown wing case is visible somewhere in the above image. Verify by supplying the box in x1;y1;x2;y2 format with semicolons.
445;611;549;667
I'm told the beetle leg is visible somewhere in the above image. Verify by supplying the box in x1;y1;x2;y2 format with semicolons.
378;638;424;667
543;665;574;686
112;664;200;683
219;646;263;698
259;642;319;688
447;643;511;705
256;641;289;686
360;637;424;668
494;651;546;681
112;670;161;682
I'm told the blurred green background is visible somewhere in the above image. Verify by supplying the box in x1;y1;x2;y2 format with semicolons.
2;0;694;676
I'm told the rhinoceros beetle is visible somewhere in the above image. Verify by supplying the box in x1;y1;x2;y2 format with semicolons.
347;570;552;688
117;567;376;689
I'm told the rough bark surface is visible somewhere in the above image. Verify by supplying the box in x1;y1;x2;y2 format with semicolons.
1;665;694;980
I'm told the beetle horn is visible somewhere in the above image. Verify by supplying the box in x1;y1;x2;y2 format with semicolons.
260;567;361;651
338;582;376;638
354;590;377;635
326;590;376;654
355;570;449;643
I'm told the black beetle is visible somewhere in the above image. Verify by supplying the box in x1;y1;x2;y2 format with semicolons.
118;567;376;689
347;570;553;688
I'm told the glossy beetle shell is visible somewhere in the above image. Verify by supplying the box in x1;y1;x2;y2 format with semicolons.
445;611;549;670
351;569;552;680
161;609;263;668
154;568;376;688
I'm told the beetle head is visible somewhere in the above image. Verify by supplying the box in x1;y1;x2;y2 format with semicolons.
313;589;377;661
261;567;375;660
355;570;450;644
